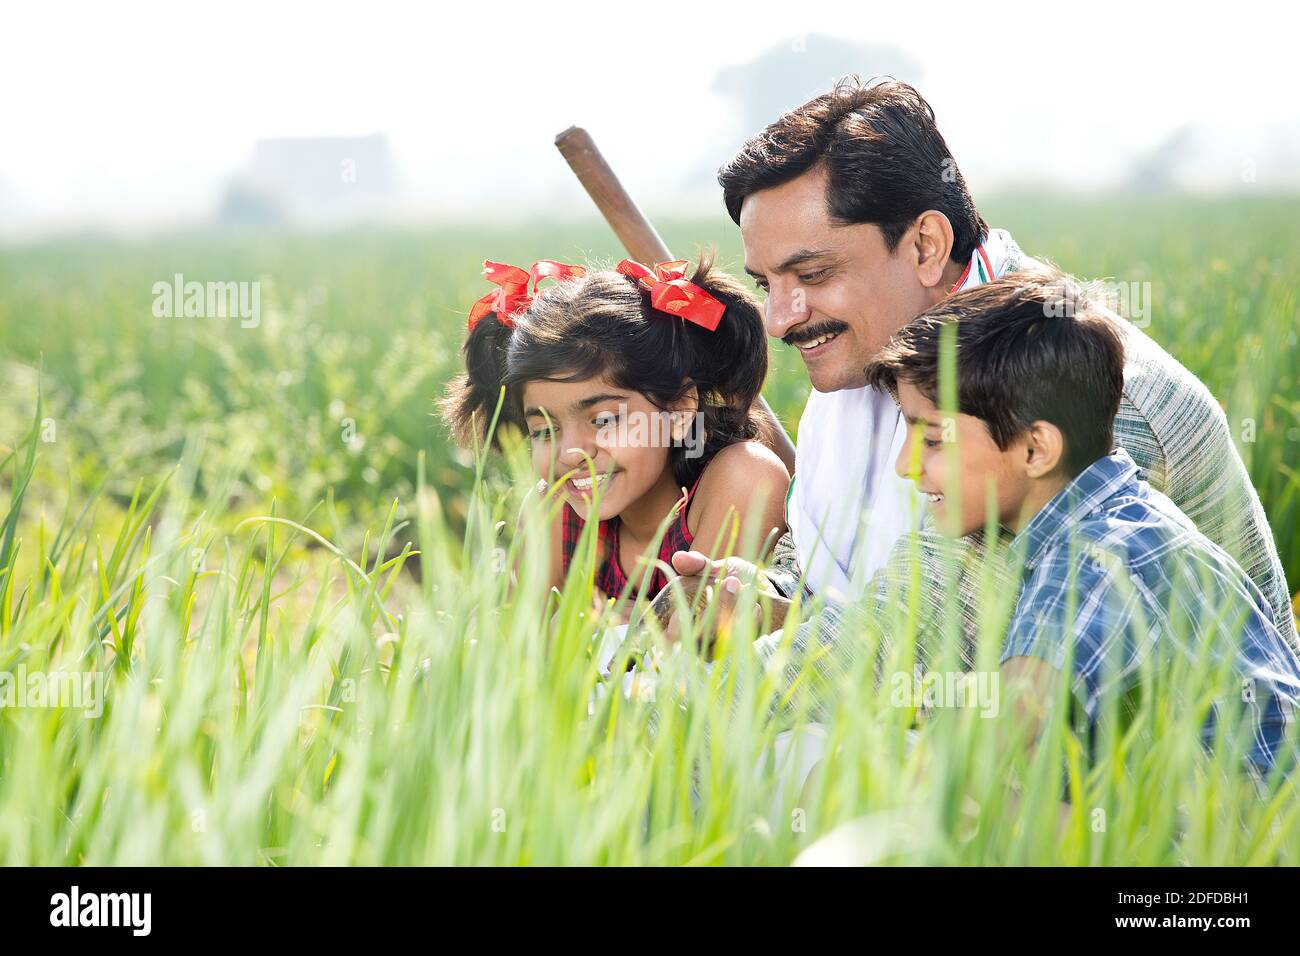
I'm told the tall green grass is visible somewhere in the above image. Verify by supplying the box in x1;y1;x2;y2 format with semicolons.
0;396;1295;865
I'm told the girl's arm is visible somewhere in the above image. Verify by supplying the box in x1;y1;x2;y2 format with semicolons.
686;441;790;566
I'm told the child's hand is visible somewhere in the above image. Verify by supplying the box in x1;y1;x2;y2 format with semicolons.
642;553;789;656
707;574;790;646
662;550;781;625
669;551;781;598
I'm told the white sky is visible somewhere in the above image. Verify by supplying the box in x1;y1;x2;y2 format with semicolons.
3;0;1298;229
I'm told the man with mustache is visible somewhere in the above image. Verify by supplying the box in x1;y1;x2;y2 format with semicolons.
663;76;1296;686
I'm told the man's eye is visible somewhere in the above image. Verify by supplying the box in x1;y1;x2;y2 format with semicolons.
753;279;769;294
798;269;829;284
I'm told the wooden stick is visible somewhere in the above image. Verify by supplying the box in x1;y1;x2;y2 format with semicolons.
554;126;797;473
554;126;673;266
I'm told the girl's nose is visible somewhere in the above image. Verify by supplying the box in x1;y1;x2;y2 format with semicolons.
557;442;599;473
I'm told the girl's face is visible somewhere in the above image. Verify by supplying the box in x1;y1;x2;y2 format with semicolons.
521;374;687;521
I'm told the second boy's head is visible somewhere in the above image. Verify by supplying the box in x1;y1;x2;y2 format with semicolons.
864;270;1125;537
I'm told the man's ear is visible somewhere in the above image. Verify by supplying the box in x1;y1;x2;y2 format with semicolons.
911;210;956;290
1023;421;1065;478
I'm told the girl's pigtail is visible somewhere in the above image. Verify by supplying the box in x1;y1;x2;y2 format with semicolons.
681;250;769;434
439;311;517;450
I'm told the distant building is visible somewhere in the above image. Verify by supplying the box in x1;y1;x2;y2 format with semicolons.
220;134;399;225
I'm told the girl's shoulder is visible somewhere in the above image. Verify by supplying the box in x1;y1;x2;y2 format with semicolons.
691;440;791;512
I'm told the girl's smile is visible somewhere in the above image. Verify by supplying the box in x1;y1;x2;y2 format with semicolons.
564;469;618;502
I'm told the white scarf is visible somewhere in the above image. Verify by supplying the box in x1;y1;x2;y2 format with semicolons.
786;228;1029;602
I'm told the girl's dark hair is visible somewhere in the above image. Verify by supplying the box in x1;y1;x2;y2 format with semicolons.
441;251;768;488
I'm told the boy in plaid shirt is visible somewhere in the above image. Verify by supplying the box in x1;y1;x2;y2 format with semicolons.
862;271;1300;776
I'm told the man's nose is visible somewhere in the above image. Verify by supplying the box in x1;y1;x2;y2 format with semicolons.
763;281;811;340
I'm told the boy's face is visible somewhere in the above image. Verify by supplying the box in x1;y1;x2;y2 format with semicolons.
893;382;1035;537
521;374;684;522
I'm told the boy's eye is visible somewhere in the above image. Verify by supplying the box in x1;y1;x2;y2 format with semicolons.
529;424;554;441
593;412;619;428
922;436;942;449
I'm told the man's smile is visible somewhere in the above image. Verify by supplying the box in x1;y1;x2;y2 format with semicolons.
784;321;849;361
795;329;840;351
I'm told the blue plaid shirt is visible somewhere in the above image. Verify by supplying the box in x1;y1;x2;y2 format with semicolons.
1003;449;1300;776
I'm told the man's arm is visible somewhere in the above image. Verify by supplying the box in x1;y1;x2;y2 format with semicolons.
763;531;802;599
998;655;1063;756
752;527;1022;721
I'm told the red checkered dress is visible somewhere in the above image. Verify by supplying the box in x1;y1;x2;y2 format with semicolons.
560;471;707;600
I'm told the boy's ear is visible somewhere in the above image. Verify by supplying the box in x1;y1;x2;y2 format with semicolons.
1023;421;1065;478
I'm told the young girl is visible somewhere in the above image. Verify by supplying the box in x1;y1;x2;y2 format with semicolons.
442;253;789;609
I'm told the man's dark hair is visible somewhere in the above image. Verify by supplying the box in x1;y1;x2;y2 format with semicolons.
864;270;1126;477
719;76;988;264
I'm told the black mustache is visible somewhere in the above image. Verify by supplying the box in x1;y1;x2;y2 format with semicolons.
783;322;849;347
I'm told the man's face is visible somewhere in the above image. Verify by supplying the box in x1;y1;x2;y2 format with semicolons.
892;382;1033;538
740;165;939;393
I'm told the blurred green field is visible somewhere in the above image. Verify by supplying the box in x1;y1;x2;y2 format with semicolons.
0;194;1298;865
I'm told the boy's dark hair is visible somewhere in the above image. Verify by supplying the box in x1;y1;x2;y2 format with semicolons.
864;270;1126;477
718;76;988;264
440;251;768;489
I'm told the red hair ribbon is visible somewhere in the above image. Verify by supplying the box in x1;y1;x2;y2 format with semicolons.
467;259;586;331
615;259;724;331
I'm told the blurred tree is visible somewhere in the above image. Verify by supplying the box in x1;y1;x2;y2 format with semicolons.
713;34;923;135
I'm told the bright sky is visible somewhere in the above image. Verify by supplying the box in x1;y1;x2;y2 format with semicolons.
4;0;1297;229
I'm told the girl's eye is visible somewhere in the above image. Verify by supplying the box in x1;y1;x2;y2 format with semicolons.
593;413;619;429
529;425;554;441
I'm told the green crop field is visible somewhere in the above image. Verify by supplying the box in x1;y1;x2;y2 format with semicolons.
1;194;1298;865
